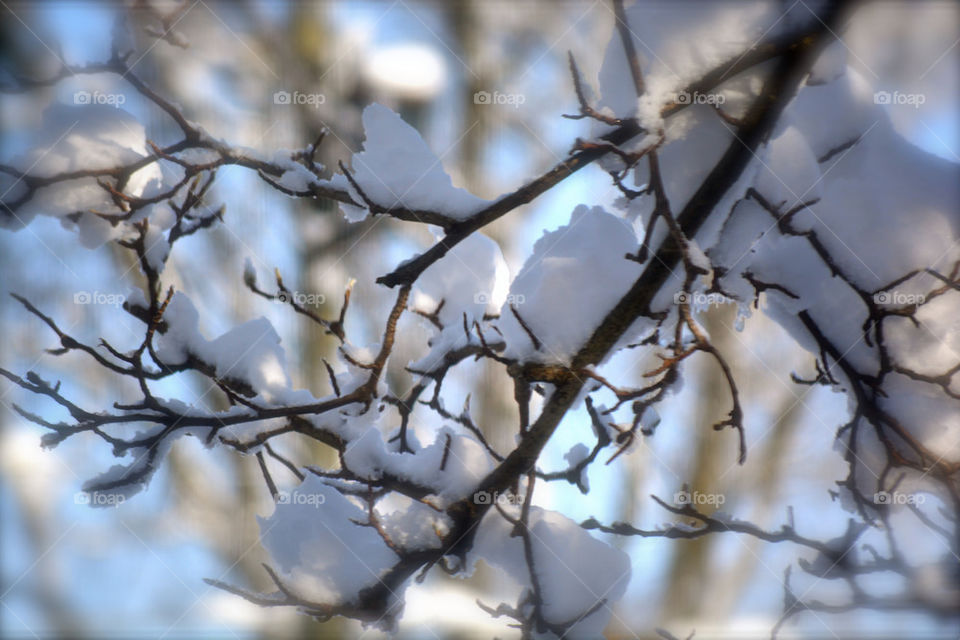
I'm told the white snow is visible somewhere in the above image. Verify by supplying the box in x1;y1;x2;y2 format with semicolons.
6;103;164;246
413;231;509;325
471;506;631;637
142;223;170;273
595;1;775;134
80;424;177;504
885;291;960;375
271;149;320;193
703;59;960;507
155;292;292;401
341;422;495;505
497;205;644;364
881;373;960;465
563;443;591;491
328;103;492;222
410;230;510;362
363;44;447;100
593;3;960;531
754;125;822;206
258;475;400;607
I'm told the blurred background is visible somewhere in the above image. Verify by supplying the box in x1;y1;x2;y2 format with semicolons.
0;1;957;638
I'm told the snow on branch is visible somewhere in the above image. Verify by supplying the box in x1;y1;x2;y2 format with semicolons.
2;0;958;636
